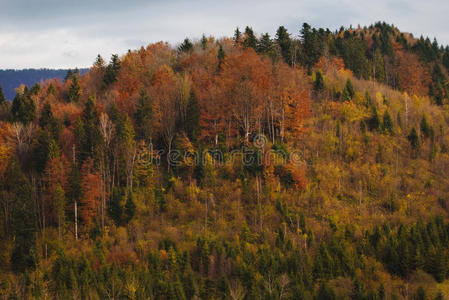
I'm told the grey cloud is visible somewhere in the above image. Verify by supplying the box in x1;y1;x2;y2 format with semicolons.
0;0;448;68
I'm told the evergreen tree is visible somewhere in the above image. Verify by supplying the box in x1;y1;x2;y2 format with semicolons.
233;27;242;44
198;34;206;50
178;38;193;53
103;54;121;87
109;187;123;225
243;26;257;49
124;192;136;224
408;127;420;151
300;23;322;68
382;110;394;134
217;43;225;70
7;159;38;273
11;90;36;124
342;79;355;100
421;115;431;138
314;71;325;91
0;84;5;105
68;74;81;102
134;90;153;142
316;282;336;300
276;26;293;66
185;89;200;141
367;105;380;131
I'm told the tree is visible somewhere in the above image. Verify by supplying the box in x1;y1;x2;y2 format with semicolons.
217;44;225;71
185;89;200;141
382;110;394;134
104;54;121;87
314;71;324;91
0;84;5;105
7;159;38;273
124;192;136;224
243;26;257;49
134;90;153;142
342;79;355;101
201;34;208;50
408;127;420;152
421;115;431;138
276;26;293;66
234;27;242;44
179;38;193;53
10;89;36;124
68;74;81;102
53;184;66;240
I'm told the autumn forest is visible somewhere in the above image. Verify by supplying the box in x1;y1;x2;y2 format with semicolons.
1;22;449;299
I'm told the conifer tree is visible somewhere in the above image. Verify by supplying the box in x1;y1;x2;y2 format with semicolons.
382;110;394;134
233;27;242;44
68;74;80;102
408;127;420;151
276;26;293;65
134;90;153;142
103;54;120;86
0;84;5;105
342;79;355;100
243;26;257;49
178;38;193;53
217;43;225;70
185;89;200;141
314;71;325;91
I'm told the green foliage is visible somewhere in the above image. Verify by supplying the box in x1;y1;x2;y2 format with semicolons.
217;43;225;70
382;110;394;134
103;54;120;87
0;85;5;105
134;89;153;142
243;26;257;49
408;127;420;150
178;38;193;53
10;88;36;124
342;79;355;100
314;71;325;91
67;74;80;102
276;26;293;66
185;89;200;142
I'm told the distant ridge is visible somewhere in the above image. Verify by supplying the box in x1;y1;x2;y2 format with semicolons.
0;68;89;100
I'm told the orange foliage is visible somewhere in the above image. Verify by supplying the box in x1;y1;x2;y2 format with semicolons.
80;158;103;228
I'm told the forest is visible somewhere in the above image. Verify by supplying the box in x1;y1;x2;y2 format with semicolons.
1;21;449;299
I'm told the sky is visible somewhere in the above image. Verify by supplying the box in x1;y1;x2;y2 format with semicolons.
0;0;448;69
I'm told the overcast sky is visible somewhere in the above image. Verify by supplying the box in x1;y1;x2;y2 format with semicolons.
0;0;448;69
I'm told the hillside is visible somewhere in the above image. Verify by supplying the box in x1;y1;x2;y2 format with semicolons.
0;68;89;100
1;22;449;299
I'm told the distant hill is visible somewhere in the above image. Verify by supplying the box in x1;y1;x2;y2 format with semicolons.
0;68;89;100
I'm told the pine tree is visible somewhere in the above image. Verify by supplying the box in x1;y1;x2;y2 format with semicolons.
134;90;153;142
68;74;80;102
233;27;242;44
11;90;36;124
185;89;200;141
0;84;5;105
7;159;38;273
408;127;420;151
421;115;431;138
367;105;380;131
314;71;325;91
109;187;123;225
342;79;355;100
178;38;193;53
243;26;257;49
201;34;207;50
382;110;394;135
217;43;225;71
103;54;120;87
276;26;293;65
124;192;136;224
